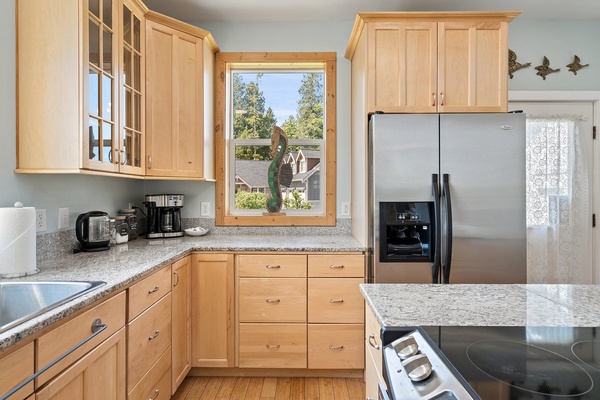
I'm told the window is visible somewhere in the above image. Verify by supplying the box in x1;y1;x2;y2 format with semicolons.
215;52;336;226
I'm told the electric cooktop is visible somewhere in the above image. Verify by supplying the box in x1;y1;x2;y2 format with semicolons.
421;326;600;400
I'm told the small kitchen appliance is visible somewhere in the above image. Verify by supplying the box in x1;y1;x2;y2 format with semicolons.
143;194;184;239
75;211;110;252
379;325;600;399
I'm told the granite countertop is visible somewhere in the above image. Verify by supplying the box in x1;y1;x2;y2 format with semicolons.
0;234;363;351
361;283;600;328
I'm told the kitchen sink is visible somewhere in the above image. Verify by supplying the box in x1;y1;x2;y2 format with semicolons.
0;281;106;334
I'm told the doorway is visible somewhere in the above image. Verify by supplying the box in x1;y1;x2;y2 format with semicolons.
509;98;596;283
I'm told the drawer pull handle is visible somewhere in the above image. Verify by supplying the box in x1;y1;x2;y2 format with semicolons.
329;265;345;269
329;299;344;303
266;299;281;303
329;345;344;350
173;271;179;287
266;265;281;269
368;333;381;350
149;389;160;400
3;318;108;400
148;286;160;294
266;344;281;349
440;92;445;106
432;92;437;106
148;330;160;340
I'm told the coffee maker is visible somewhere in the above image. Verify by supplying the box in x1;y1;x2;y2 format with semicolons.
143;194;184;238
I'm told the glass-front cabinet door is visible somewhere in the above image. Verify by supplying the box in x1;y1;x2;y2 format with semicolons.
85;0;119;172
120;0;145;174
83;0;144;175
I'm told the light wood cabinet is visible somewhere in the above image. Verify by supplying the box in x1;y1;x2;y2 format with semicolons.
16;0;147;177
171;256;192;394
145;12;218;180
346;12;519;114
365;306;384;400
191;253;234;367
237;253;365;370
127;265;171;322
127;347;171;400
0;342;34;400
35;329;126;400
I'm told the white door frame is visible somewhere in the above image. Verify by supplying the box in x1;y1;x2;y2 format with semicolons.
509;91;600;284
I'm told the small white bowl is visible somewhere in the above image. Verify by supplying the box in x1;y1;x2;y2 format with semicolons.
184;227;209;237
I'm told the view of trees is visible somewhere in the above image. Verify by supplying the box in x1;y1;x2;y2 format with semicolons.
233;71;324;210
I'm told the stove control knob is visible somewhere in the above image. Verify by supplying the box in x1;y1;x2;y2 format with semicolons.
392;335;419;360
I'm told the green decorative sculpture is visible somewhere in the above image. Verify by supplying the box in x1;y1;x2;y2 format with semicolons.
266;126;293;214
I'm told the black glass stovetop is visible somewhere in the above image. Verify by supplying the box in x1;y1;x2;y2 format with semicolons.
422;326;600;400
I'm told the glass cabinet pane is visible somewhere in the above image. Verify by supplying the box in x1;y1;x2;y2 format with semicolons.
89;20;100;68
134;133;141;167
125;88;132;128
134;93;141;130
88;68;100;117
123;47;132;87
123;129;132;166
89;0;99;18
133;16;140;51
102;122;113;162
102;0;112;29
134;53;140;91
88;118;100;161
123;6;131;46
103;28;113;73
101;74;113;119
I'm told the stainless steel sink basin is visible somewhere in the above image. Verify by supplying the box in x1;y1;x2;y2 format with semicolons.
0;281;106;334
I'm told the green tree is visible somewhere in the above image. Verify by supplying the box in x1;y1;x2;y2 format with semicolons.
235;190;268;209
282;73;323;140
283;190;313;210
233;74;277;160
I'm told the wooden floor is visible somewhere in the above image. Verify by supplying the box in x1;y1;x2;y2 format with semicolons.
172;376;366;400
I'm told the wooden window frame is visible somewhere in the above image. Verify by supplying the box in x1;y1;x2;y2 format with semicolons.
215;52;337;226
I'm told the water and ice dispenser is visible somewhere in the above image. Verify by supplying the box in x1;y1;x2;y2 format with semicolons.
379;202;434;262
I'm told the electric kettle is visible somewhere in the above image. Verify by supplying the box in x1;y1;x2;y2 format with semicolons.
75;211;110;252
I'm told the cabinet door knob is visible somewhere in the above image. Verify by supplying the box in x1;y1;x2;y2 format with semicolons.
148;286;160;294
440;92;445;106
329;299;344;303
329;265;344;269
173;271;179;287
266;265;281;269
368;333;381;350
266;344;281;349
432;92;437;106
329;345;344;350
265;299;281;303
149;389;160;400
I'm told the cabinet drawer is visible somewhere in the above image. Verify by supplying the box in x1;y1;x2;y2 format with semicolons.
239;278;306;323
238;255;307;277
308;255;364;277
365;306;382;373
128;266;171;321
0;342;34;399
127;293;172;392
239;324;307;369
36;292;126;386
308;324;364;369
308;278;364;323
128;347;171;400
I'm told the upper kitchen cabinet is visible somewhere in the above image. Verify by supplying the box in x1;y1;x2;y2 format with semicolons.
345;12;520;113
16;0;147;176
145;12;219;180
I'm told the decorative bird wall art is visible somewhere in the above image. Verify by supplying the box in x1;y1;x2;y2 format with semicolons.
535;56;560;80
566;55;589;75
508;49;531;79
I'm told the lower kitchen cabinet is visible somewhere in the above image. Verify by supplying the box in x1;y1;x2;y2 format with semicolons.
0;342;34;400
35;329;126;400
127;347;171;400
365;306;384;400
308;324;364;369
238;323;307;368
191;253;234;367
171;255;191;393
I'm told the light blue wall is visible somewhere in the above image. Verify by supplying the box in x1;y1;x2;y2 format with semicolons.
1;0;598;233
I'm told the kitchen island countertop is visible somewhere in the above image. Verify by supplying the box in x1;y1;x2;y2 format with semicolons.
361;283;600;328
0;234;363;351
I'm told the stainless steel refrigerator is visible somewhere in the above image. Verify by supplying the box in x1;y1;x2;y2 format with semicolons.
368;113;526;284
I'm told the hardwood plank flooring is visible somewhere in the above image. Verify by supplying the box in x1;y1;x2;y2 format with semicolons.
173;376;365;400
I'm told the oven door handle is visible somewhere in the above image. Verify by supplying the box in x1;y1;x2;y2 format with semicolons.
432;174;441;284
442;174;452;284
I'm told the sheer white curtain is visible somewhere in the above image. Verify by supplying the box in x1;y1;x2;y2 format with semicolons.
526;115;590;283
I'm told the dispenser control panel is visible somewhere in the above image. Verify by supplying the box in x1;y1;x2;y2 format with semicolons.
396;212;420;222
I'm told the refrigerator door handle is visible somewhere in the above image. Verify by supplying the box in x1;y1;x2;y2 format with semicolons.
442;174;453;284
432;174;441;283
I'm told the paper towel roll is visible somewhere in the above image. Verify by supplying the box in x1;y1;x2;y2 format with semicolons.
0;204;38;278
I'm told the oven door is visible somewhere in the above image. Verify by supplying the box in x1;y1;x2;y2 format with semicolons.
378;382;391;400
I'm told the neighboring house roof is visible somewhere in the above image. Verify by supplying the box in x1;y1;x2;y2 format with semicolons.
297;149;320;160
235;160;270;188
292;163;320;183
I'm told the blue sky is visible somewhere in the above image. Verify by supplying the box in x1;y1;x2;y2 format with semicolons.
237;73;304;124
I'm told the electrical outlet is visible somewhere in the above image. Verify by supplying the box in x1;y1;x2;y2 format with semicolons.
201;202;211;217
342;202;351;216
36;209;47;232
58;207;69;229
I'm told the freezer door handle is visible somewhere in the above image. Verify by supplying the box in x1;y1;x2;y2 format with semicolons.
432;174;441;283
442;174;453;284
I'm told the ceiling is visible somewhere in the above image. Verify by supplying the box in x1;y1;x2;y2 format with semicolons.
142;0;600;23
